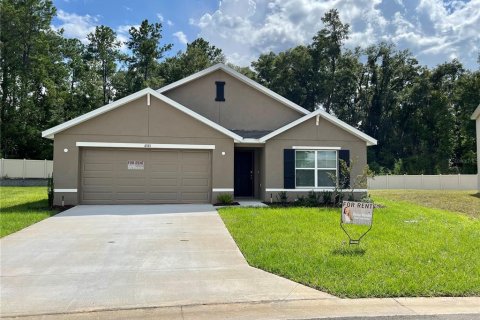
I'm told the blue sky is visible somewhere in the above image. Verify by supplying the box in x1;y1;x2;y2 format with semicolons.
52;0;480;69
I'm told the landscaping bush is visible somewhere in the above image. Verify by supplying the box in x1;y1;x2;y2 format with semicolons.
276;191;288;205
321;191;333;205
217;193;233;205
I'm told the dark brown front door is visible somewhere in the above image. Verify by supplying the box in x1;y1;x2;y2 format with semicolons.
234;150;254;197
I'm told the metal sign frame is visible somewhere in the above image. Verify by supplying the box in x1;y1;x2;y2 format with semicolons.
340;205;374;245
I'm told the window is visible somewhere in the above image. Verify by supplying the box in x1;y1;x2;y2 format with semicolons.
295;150;337;188
215;81;225;101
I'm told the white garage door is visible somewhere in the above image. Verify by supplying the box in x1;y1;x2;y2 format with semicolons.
80;148;211;204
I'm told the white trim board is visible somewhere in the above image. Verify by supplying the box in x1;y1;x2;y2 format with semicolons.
76;142;216;150
157;64;310;116
54;189;78;193
212;188;234;192
265;188;368;192
471;104;480;119
292;146;341;150
259;108;377;146
42;88;243;141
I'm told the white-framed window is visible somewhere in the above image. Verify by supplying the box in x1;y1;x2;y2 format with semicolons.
295;150;337;188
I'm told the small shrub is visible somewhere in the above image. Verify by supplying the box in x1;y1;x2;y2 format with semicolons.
334;191;344;207
217;193;233;205
360;194;374;203
321;191;333;205
295;195;307;206
276;191;288;205
306;191;320;207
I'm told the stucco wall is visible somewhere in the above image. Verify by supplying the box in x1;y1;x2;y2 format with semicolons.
263;116;368;201
162;70;303;131
53;95;234;205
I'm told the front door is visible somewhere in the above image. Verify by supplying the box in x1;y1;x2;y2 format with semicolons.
234;150;254;197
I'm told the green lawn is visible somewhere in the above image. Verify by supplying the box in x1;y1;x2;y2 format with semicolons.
219;195;480;298
370;190;480;219
0;187;58;237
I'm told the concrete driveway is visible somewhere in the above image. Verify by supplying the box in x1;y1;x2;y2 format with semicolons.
0;205;333;317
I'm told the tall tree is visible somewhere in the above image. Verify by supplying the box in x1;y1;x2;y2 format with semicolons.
310;8;350;113
126;20;172;91
87;26;121;105
0;0;61;158
161;38;225;84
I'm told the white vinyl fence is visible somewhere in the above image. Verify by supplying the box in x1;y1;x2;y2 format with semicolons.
368;174;478;190
1;159;53;179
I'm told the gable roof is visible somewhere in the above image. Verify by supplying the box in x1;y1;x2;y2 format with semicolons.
41;88;243;140
259;108;378;146
157;63;310;115
471;104;480;120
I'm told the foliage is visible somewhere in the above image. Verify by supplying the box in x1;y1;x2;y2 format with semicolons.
47;174;54;208
219;197;480;297
275;191;288;205
125;20;172;91
0;187;58;237
321;191;333;205
216;193;234;205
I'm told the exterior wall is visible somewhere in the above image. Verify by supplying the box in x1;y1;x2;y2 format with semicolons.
53;95;234;205
162;70;303;131
368;174;478;190
263;116;368;201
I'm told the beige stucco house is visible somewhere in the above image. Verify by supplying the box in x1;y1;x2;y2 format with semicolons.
42;64;377;205
472;104;480;191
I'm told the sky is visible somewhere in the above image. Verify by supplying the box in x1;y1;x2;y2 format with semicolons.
52;0;480;70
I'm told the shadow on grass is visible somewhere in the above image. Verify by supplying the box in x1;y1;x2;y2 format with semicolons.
332;246;366;256
470;193;480;199
0;199;50;212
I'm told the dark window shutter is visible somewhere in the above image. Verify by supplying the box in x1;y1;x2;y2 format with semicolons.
284;149;295;189
338;150;350;189
215;81;225;101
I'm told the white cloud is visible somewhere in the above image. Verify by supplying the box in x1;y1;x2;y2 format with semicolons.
192;0;480;68
157;13;164;22
167;20;174;26
173;31;188;44
53;10;98;43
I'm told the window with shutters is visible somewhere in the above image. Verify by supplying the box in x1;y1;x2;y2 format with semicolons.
295;150;337;187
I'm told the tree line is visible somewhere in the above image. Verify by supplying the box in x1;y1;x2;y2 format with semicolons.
1;0;478;174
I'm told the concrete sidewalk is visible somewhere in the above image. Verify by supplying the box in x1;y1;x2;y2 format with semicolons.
2;297;479;319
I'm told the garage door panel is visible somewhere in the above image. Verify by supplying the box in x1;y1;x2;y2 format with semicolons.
182;178;209;186
83;163;113;172
150;178;179;187
83;177;114;186
149;192;180;201
181;192;209;202
83;192;113;201
116;177;147;186
81;148;211;204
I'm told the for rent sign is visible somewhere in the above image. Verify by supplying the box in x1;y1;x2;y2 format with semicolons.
341;201;374;226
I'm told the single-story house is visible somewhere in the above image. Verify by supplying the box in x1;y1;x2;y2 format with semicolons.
42;64;377;205
472;104;480;191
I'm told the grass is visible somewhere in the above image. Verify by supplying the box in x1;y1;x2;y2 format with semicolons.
219;194;480;298
0;187;58;238
370;189;480;219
